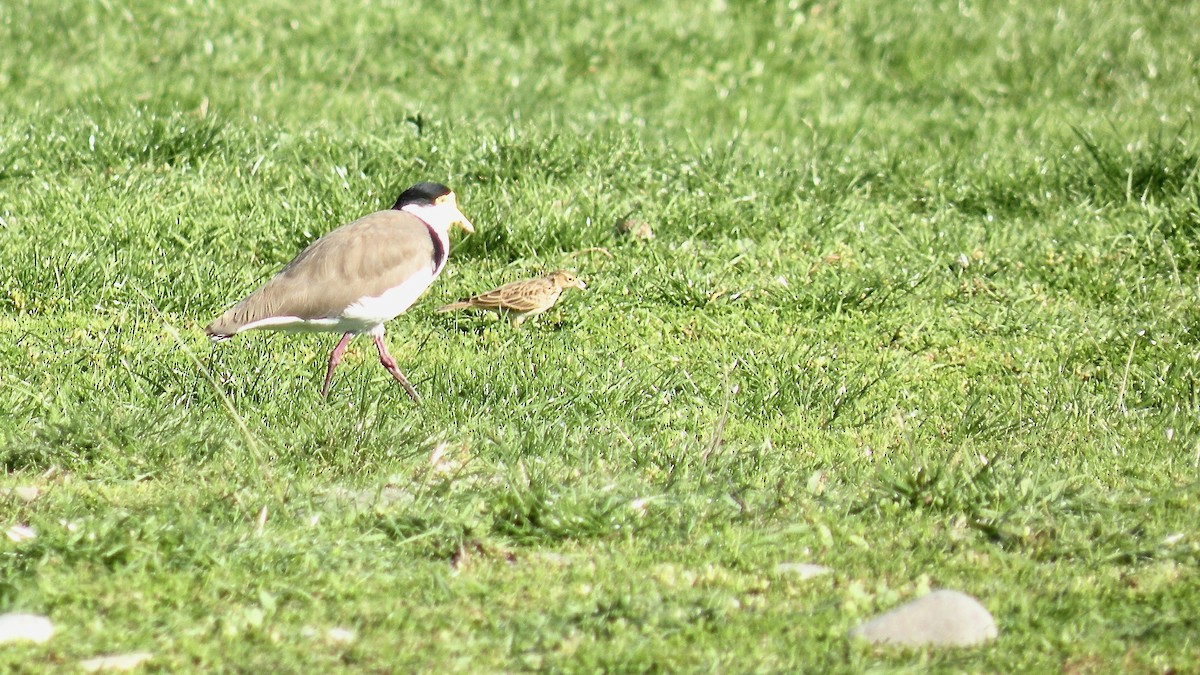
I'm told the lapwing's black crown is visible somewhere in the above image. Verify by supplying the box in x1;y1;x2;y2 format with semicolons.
393;182;453;209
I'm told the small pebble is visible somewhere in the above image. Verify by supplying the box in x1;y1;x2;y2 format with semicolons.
302;625;358;644
617;218;654;240
79;652;154;672
321;485;415;511
5;525;37;543
849;589;997;647
0;613;54;645
774;562;831;580
1;486;41;503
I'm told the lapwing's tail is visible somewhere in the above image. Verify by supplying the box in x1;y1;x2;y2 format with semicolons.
204;312;240;342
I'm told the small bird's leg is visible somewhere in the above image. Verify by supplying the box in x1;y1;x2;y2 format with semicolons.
372;333;422;404
321;332;355;398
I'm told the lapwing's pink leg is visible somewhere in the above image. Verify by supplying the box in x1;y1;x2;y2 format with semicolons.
321;332;355;398
372;334;421;404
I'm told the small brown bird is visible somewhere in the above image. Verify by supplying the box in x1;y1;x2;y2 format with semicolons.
436;270;587;326
205;182;474;402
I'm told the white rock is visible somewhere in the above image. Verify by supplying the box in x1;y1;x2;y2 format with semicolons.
849;589;997;647
1;486;40;503
5;525;37;543
774;562;831;580
301;626;357;645
321;485;414;511
532;552;575;566
628;497;654;515
0;613;54;645
326;627;356;644
79;652;154;672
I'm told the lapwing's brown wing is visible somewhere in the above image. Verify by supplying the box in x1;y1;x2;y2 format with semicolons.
206;210;436;337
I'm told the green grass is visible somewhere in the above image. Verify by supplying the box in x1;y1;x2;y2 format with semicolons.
2;0;1199;670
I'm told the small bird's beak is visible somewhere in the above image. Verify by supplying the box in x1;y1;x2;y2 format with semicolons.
576;279;588;291
452;208;475;234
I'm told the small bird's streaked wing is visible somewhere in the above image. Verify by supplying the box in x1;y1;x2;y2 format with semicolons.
470;277;558;312
437;278;542;313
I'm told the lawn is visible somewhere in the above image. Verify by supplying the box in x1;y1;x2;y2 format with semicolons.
2;0;1199;670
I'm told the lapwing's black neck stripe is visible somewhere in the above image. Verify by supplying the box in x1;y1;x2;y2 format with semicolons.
426;221;447;273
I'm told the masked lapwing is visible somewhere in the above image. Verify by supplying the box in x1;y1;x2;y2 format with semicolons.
205;182;474;402
436;270;586;326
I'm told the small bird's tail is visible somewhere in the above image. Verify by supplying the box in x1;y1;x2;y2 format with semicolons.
436;301;471;313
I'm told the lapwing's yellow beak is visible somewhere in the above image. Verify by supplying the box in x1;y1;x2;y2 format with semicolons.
441;192;472;234
436;191;474;234
452;208;475;234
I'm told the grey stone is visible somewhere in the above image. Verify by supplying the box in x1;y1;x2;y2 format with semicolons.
849;589;997;647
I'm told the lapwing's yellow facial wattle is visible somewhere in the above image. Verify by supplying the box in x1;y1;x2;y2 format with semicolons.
436;192;474;234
